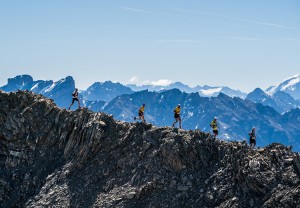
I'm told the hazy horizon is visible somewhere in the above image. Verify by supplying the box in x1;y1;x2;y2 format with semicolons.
1;72;300;93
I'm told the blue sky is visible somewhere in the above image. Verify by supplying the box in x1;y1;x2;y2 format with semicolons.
1;0;300;92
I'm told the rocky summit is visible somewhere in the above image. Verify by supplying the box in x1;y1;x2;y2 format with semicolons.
1;91;300;208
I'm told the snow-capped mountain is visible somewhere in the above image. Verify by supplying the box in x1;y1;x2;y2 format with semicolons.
127;82;247;98
0;75;105;110
0;75;79;108
0;75;53;93
40;76;76;108
127;82;194;93
246;88;300;113
267;74;300;100
0;75;33;92
195;85;247;98
0;75;135;110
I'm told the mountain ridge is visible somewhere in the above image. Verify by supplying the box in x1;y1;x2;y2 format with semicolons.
1;75;246;99
2;74;300;151
1;90;300;207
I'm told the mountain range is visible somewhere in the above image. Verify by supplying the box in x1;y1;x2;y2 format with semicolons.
0;74;249;109
127;82;247;98
1;74;300;150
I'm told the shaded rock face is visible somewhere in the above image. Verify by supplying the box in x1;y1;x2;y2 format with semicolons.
0;75;34;92
1;91;300;208
41;76;75;108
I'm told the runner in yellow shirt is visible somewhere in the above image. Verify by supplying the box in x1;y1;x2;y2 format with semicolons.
134;103;146;122
172;104;182;129
210;117;219;139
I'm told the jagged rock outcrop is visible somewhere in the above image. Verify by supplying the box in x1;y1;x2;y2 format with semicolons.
1;90;300;208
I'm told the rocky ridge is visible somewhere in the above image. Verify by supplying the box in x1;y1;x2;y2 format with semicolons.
1;90;300;207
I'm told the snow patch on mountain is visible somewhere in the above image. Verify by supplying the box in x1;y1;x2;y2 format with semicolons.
200;87;222;96
43;83;56;93
267;74;300;95
280;76;300;91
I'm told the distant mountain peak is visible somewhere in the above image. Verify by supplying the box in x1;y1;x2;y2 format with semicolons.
217;92;231;99
252;88;266;95
268;74;300;94
247;86;300;114
82;80;133;102
61;76;75;84
8;74;33;84
1;74;34;92
266;73;300;99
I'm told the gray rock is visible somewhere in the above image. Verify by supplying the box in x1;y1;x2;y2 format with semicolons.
177;185;189;191
1;90;300;208
249;198;254;207
126;192;136;199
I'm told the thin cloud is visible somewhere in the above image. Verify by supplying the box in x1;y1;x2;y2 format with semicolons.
172;8;192;13
221;22;253;29
173;8;300;31
155;39;198;43
98;25;116;29
41;40;72;43
121;6;170;16
173;8;252;30
121;6;154;14
279;37;300;42
172;7;227;17
236;18;300;31
140;28;158;32
121;6;188;18
228;36;262;41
